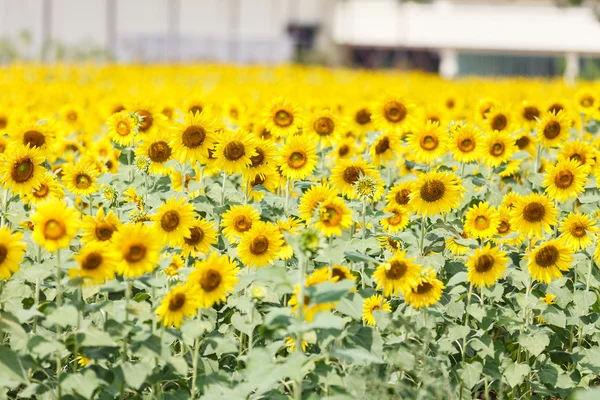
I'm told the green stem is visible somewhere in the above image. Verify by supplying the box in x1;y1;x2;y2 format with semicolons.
461;283;473;361
56;250;62;400
294;252;307;400
73;286;82;373
578;256;594;347
361;199;367;290
123;279;132;362
284;179;290;217
419;215;427;255
190;338;201;400
1;189;9;228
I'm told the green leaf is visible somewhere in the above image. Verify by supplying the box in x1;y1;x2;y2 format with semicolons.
335;293;364;320
573;291;597;316
231;312;254;335
133;292;150;303
305;280;354;305
62;369;105;398
80;326;118;347
344;251;379;264
503;361;530;387
120;362;149;390
0;346;26;388
0;312;26;338
45;305;79;328
518;330;549;357
460;361;483;389
467;304;486;322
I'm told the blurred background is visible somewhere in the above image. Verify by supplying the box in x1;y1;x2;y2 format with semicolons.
1;0;600;80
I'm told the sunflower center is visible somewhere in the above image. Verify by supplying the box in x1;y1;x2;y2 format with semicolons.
338;144;350;157
497;220;510;234
523;106;539;121
569;153;584;164
200;269;222;292
189;105;203;115
523;202;545;222
148;141;172;163
554;170;574;189
580;96;594;108
420;135;439;151
385;260;407;280
274;110;293;127
544;121;561;139
491;142;505;157
184;226;204;246
75;173;92;189
0;244;7;264
23;130;46;148
43;219;66;240
371;305;381;312
116;121;130;136
33;183;50;198
223;141;245;161
251;175;265;186
375;136;390;154
415;281;433;295
459;138;475;152
474;254;495;273
95;222;115;241
182;125;206;149
66;111;78;122
515;136;530;150
332;267;348;281
314;117;334;136
234;216;252;233
11;158;34;183
82;252;103;270
168;293;186;311
491;114;507;131
250;148;265;167
125;243;147;263
162;107;173;119
343;166;365;185
249;235;269;255
0;143;5;153
474;215;490;230
570;223;587;238
384;101;407;123
395;189;411;205
548;104;563;113
535;245;559;268
288;151;307;169
0;116;6;129
160;211;180;232
355;109;371;125
420;179;445;202
320;205;342;226
137;110;153;132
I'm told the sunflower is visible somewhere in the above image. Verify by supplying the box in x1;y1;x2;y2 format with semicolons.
238;221;284;268
298;182;340;223
277;218;301;260
483;130;517;167
514;132;536;157
409;170;464;216
558;212;599;251
404;268;445;309
369;132;398;166
106;111;138;146
70;241;118;285
557;140;595;171
156;284;202;329
153;197;196;246
330;264;356;285
170;111;219;163
285;336;309;353
164;254;185;277
242;138;277;179
406;121;448;164
537;110;571;149
136;131;174;175
126;100;166;136
0;227;26;280
333;137;358;160
518;100;541;130
330;159;383;201
371;95;414;133
213;129;258;175
278;134;318;181
304;109;343;147
483;105;514;133
502;192;522;209
112;223;162;278
362;294;392;326
290;267;336;322
81;207;121;244
528;239;573;284
181;217;217;257
575;89;597;115
373;251;422;297
464;202;501;239
261;97;303;138
380;205;410;233
353;173;385;203
465;244;508;288
445;236;470;256
23;172;64;205
314;196;353;237
377;235;402;253
449;124;483;163
0;143;46;196
510;193;557;238
221;204;261;242
31;199;79;251
10;121;55;152
349;103;373;134
493;206;524;246
386;181;415;211
61;161;100;196
543;159;588;202
186;252;239;308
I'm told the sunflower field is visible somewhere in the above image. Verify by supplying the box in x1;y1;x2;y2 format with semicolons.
2;65;600;399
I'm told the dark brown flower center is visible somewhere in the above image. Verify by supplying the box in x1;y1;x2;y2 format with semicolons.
182;125;206;149
33;183;49;198
491;114;507;131
314;117;334;136
200;269;221;292
148;141;172;163
343;165;365;185
554;170;574;189
95;222;116;241
516;136;530;150
535;245;559;268
420;135;439;151
332;267;348;281
116;121;130;136
223;141;245;161
338;144;350;157
420;179;445;202
497;220;510;234
160;211;180;232
375;136;390;154
395;189;411;205
548;104;563;114
0;116;7;129
415;281;433;295
249;235;269;255
523;202;545;222
384;101;406;123
523;106;539;121
234;216;252;233
11;158;34;183
250;148;265;167
125;243;146;263
287;151;307;169
184;226;204;246
490;142;505;157
44;219;66;240
385;260;407;280
24;130;46;148
137;110;153;132
320;205;342;226
355;109;371;125
474;254;495;273
570;222;586;238
274;109;293;127
168;292;186;311
544;121;561;140
0;244;7;264
82;252;103;270
162;107;174;119
189;105;203;115
459;138;475;152
75;173;92;189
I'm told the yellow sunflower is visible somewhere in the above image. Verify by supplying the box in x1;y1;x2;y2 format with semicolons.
465;244;509;288
81;207;121;244
409;170;464;216
514;132;536;157
61;161;100;196
386;181;415;211
181;218;217;257
483;105;514;133
277;218;301;260
10;121;55;152
152;197;196;246
380;205;410;233
518;100;541;130
449;124;483;163
510;193;558;238
330;264;356;286
493;206;524;246
373;250;422;297
377;235;402;253
404;268;445;309
112;223;162;278
464;202;501;239
406;120;448;164
23;172;64;205
333;137;358;161
369;132;398;166
483;130;517;167
242;138;277;179
126;100;167;136
169;111;219;163
156;284;202;329
164;253;185;277
557;140;595;171
349;103;373;134
290;267;337;322
445;236;470;256
31;200;79;252
238;221;284;268
213;129;258;175
136;131;174;175
0;227;26;280
575;88;597;115
221;204;261;242
371;95;414;133
362;294;392;326
261;97;303;138
70;241;118;285
314;196;353;237
330;159;383;201
528;239;573;284
298;182;340;223
501;192;522;209
558;212;599;251
106;111;138;146
543;159;588;202
277;134;318;181
186;252;240;308
0;143;46;196
304;109;343;147
537;110;571;149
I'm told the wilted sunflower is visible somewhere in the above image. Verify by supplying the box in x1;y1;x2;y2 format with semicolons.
373;251;422;297
449;124;483;163
314;196;353;237
510;193;558;238
369;132;398;166
0;143;46;196
528;239;573;284
290;267;336;322
213;129;258;175
304;109;343;147
23;172;64;205
153;197;196;246
0;227;26;280
31;200;79;252
170;111;219;163
298;182;340;223
61;161;100;196
221;204;261;242
543;159;588;202
156;284;202;329
181;217;217;257
557;140;595;171
404;268;445;309
380;205;410;233
362;294;392;326
136;131;174;174
386;181;415;211
187;252;239;308
465;244;508;288
81;207;121;244
106;111;138;146
112;223;162;278
277;218;301;260
262;97;303;138
331;159;383;201
371;95;414;133
464;202;501;239
278;134;318;181
406;120;448;164
537;110;571;149
558;212;598;251
409;170;464;216
483;130;517;167
70;241;118;285
238;221;284;268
